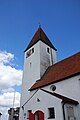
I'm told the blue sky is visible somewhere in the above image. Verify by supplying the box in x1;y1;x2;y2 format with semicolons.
0;0;80;67
0;0;80;120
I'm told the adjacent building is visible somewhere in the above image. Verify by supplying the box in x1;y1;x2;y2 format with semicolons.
19;27;80;120
8;107;19;120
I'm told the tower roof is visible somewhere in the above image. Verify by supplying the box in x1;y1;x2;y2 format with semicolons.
24;27;57;52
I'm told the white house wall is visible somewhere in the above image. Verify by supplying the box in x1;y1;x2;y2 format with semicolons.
22;89;64;120
43;74;80;119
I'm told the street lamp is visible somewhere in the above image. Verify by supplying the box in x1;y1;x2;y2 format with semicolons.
11;86;16;120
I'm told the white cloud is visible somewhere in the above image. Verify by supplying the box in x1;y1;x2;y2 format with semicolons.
1;87;14;93
0;64;22;90
0;50;14;64
0;91;21;120
0;50;23;120
0;91;20;107
0;50;22;91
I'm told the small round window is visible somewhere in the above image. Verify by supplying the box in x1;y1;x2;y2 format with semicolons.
50;85;56;91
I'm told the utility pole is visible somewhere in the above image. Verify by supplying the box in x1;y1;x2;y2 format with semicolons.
11;86;16;120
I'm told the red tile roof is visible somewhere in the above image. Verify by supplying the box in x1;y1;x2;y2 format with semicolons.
24;27;57;52
30;52;80;91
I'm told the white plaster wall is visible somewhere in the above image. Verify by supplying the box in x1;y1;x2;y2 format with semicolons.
45;75;80;101
50;47;56;64
22;89;64;120
19;41;56;120
40;41;56;77
40;41;50;77
44;75;80;119
20;42;41;106
19;42;41;120
20;41;56;106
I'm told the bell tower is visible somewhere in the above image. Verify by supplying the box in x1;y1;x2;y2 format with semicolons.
19;28;57;119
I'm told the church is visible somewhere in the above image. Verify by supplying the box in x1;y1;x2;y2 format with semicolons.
19;27;80;120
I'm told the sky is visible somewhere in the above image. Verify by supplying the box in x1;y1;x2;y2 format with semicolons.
0;0;80;120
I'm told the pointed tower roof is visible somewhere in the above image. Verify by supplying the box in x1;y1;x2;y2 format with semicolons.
24;27;57;52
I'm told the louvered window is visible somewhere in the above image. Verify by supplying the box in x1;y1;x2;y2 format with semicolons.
47;47;50;54
26;48;34;58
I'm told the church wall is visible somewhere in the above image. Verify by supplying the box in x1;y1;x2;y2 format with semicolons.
40;41;56;77
21;89;64;120
43;74;80;119
45;75;80;101
19;28;80;120
19;40;57;120
20;42;41;108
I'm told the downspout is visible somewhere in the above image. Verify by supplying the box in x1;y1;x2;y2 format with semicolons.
62;102;66;120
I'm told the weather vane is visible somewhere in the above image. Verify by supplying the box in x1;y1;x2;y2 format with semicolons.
38;22;41;28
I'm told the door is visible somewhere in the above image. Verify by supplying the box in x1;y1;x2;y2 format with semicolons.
34;111;44;120
29;112;35;120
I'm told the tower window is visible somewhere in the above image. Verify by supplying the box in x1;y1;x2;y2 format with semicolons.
48;107;55;119
26;48;34;58
32;48;34;53
26;50;31;58
47;48;50;54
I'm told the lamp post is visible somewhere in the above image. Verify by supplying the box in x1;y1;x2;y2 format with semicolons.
11;86;16;120
0;113;2;120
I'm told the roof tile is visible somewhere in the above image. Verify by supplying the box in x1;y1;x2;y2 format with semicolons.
30;52;80;90
24;27;57;51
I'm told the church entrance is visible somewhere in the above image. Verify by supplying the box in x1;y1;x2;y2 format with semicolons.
29;110;44;120
34;111;44;120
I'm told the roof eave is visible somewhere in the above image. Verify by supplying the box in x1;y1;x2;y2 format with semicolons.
41;89;79;105
30;72;80;91
24;39;57;52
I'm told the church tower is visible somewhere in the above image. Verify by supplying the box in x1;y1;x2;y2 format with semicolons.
19;27;57;119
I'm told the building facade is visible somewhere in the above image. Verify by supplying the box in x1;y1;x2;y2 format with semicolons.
19;27;80;120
